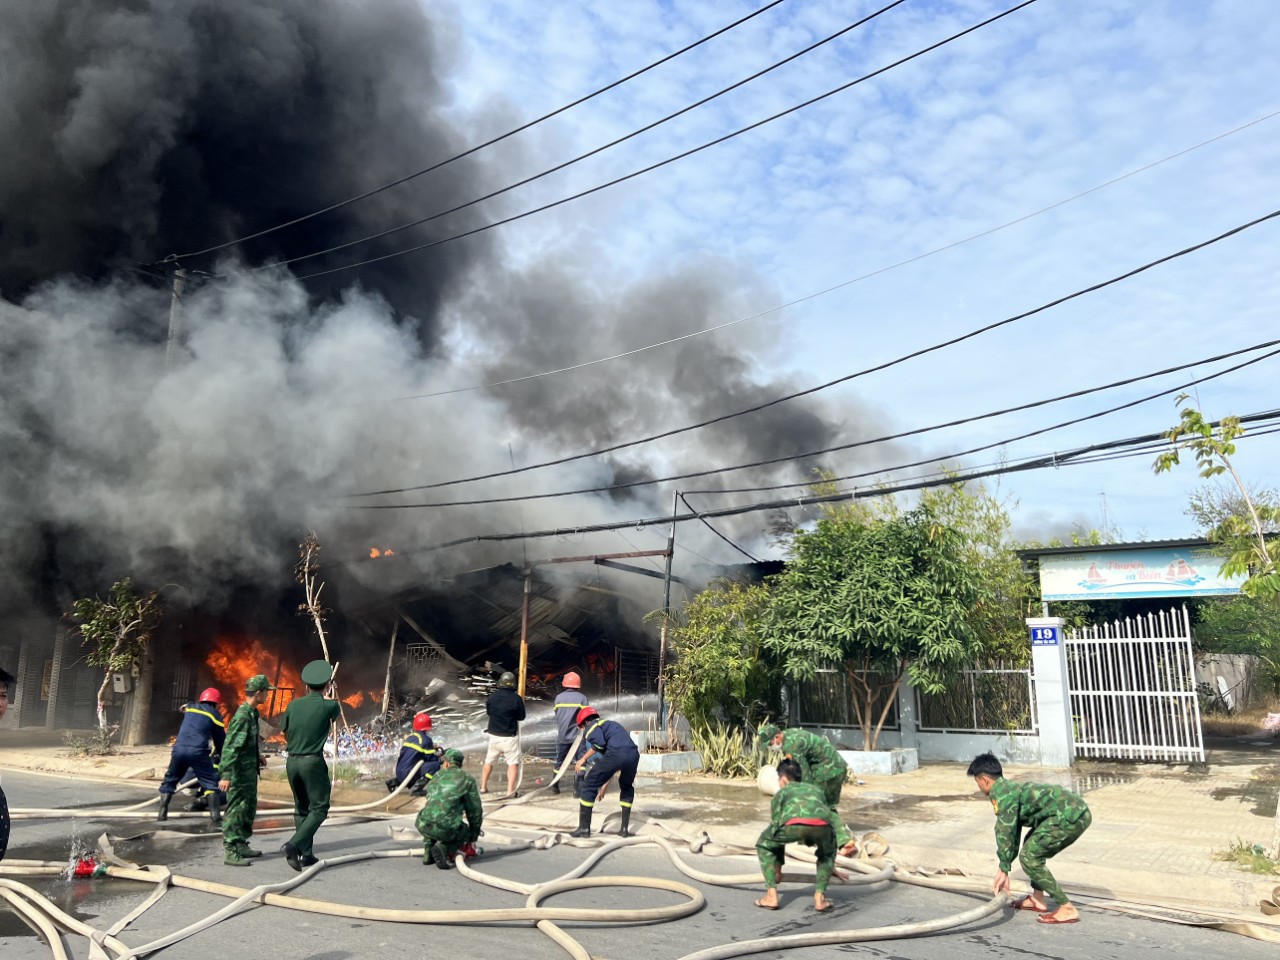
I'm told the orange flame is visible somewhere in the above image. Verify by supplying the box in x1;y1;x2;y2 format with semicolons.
369;547;396;558
205;636;303;717
343;691;365;708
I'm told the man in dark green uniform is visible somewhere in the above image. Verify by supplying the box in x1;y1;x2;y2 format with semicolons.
218;674;275;866
969;752;1091;925
280;659;342;872
754;758;858;912
417;748;483;870
758;723;850;806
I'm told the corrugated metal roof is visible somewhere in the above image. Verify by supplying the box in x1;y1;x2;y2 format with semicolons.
1016;537;1212;558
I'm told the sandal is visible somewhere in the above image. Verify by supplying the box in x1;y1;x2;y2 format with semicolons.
1013;897;1050;913
754;897;779;910
1037;912;1080;925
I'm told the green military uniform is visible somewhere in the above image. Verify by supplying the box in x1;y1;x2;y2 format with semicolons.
778;729;848;806
220;674;274;865
989;777;1092;906
280;660;342;868
756;780;851;894
416;749;483;870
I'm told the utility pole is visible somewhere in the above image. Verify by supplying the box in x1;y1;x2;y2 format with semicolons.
165;266;186;370
517;569;532;698
655;490;678;731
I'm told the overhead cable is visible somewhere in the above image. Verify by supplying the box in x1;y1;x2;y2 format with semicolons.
336;410;1280;562
678;492;761;562
334;342;1280;509
384;109;1279;403
289;0;1043;282
169;0;793;261
340;207;1280;498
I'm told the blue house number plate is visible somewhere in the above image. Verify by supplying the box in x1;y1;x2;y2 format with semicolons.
1030;626;1059;646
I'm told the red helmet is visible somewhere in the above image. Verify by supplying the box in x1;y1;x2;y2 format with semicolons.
198;687;223;704
413;712;433;732
562;671;582;689
575;706;599;727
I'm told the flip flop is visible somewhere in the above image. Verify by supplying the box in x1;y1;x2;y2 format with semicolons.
814;900;834;913
754;898;779;910
1013;898;1050;913
1037;912;1080;925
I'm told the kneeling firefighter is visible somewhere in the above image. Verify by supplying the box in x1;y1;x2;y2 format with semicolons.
386;711;442;796
571;706;639;838
158;687;227;824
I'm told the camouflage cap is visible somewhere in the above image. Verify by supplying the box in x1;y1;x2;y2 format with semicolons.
245;674;276;694
757;723;781;745
443;748;464;766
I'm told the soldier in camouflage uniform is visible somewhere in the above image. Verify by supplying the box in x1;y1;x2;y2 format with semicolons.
416;748;483;870
968;752;1091;925
754;758;859;912
758;723;849;806
218;674;275;867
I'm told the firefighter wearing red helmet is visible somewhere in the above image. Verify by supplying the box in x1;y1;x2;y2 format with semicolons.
157;686;227;824
386;711;442;796
571;705;639;838
550;671;589;795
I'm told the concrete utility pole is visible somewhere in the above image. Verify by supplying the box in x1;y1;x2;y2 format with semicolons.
164;267;185;370
517;570;531;698
655;491;678;731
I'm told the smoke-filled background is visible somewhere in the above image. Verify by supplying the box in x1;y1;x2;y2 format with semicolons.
0;0;908;626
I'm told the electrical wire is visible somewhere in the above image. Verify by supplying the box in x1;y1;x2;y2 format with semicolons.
333;342;1280;509
255;0;910;273
168;0;793;261
678;492;760;562
380;108;1279;403
339;207;1280;499
335;409;1280;562
287;0;1042;282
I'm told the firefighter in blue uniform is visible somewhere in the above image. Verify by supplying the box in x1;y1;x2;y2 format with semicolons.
571;706;640;838
551;672;588;795
386;711;441;796
157;687;227;824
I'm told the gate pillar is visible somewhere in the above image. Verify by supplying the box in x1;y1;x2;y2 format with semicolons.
1026;617;1074;767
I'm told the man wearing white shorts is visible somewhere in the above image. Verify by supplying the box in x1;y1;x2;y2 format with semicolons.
480;671;525;799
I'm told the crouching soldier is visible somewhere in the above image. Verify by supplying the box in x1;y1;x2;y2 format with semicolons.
218;674;275;866
417;749;483;870
759;723;849;807
571;706;639;838
158;687;227;824
386;712;441;796
755;759;859;912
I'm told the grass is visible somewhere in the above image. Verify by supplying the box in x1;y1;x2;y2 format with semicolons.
1218;838;1280;875
62;728;115;756
1201;701;1280;738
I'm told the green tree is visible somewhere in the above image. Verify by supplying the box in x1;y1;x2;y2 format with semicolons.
659;578;779;736
762;505;988;750
70;579;163;737
1196;595;1280;697
1154;396;1280;599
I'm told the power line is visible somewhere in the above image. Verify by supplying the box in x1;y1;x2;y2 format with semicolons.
288;0;1043;282
679;492;760;562
335;339;1280;509
340;208;1280;498
169;0;793;262
380;109;1279;404
257;0;910;274
334;410;1280;563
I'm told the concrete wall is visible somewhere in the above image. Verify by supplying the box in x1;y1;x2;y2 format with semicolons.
799;723;1042;764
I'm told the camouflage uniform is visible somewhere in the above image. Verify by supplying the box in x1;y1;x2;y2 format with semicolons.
756;780;851;894
416;761;483;866
988;777;1092;905
219;699;263;863
779;729;848;806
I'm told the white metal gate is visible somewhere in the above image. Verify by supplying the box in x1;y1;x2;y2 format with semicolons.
1065;606;1204;762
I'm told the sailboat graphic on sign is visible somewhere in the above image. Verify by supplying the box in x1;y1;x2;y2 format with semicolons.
1164;557;1204;588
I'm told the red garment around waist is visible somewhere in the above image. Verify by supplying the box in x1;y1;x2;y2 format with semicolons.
785;817;828;827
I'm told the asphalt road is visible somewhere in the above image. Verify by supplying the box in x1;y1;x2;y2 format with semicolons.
1;768;1273;960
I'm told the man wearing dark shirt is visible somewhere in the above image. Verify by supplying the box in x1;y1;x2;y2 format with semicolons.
479;671;525;799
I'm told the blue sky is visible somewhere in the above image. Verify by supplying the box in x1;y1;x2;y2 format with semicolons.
383;0;1280;566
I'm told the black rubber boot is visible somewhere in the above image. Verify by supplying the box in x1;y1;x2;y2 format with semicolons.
430;842;453;870
550;780;561;795
208;791;222;826
385;777;399;793
156;794;171;822
569;803;592;838
619;807;632;838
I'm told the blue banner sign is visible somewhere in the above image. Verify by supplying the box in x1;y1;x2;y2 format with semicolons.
1039;546;1245;601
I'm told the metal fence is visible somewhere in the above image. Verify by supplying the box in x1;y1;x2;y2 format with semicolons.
796;669;899;731
916;664;1036;734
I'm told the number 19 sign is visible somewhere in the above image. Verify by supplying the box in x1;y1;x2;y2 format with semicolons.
1030;625;1060;646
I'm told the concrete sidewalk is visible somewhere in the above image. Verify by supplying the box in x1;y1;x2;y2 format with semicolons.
3;733;1277;923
